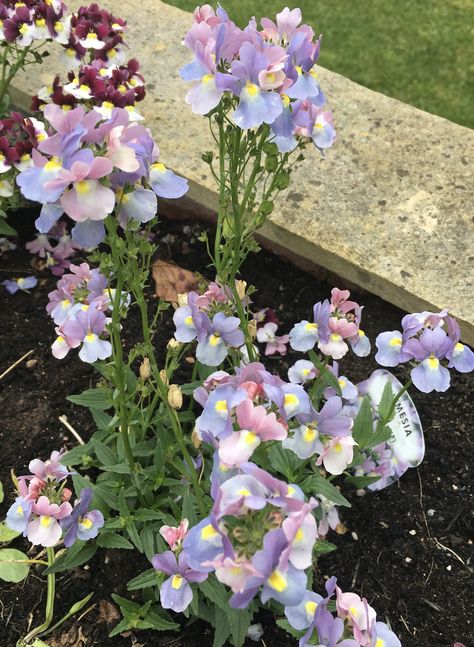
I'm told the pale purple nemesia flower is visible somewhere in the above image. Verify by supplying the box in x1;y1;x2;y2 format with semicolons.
6;496;33;534
59;304;112;363
151;550;207;613
29;450;70;482
61;487;104;547
196;311;244;366
403;327;453;393
2;276;38;294
256;322;289;355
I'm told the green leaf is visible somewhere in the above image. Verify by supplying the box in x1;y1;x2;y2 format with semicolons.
127;568;160;591
213;608;231;647
91;439;117;466
31;640;51;647
45;542;97;574
108;618;132;638
126;521;143;552
140;526;155;561
378;381;395;421
71;473;93;497
300;475;350;507
0;522;20;544
351;396;374;448
344;474;382;488
0;218;16;236
96;532;134;550
61;444;92;467
276;618;305;639
200;578;228;611
267;444;299;481
182;493;198;526
67;388;112;410
0;548;30;582
365;422;393;449
111;594;141;618
142;607;179;631
91;408;114;431
226;607;251;647
313;539;337;555
0;481;4;503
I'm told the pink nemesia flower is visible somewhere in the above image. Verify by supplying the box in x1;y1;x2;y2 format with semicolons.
159;518;189;551
316;436;357;475
27;495;72;547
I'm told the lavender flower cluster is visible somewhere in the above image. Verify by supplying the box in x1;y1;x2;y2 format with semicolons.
375;310;474;392
181;5;335;150
173;281;246;366
46;261;122;362
5;449;103;548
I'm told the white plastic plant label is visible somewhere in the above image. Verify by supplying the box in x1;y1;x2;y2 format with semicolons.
358;369;425;490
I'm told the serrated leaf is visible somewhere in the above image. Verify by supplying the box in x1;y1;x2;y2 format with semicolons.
300;475;350;507
92;439;117;466
127;568;159;591
266;444;299;481
344;474;382;488
67;388;111;410
276;618;305;638
200;577;228;611
0;548;30;582
61;444;92;466
96;532;134;550
351;396;374;448
226;606;251;647
378;381;395;421
45;542;97;574
143;607;179;631
213;607;231;647
140;526;155;561
313;539;337;555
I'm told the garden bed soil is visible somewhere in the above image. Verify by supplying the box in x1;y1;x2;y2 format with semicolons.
0;214;472;647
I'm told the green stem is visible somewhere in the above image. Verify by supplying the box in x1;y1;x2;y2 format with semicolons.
22;548;56;643
105;219;147;507
0;45;31;111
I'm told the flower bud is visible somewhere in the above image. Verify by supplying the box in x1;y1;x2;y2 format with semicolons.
160;369;169;386
61;488;73;502
139;357;151;380
248;319;257;338
235;280;247;300
191;429;201;449
168;384;183;410
177;293;188;307
167;337;182;352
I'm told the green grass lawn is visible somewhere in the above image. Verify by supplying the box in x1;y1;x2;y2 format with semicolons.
166;0;474;129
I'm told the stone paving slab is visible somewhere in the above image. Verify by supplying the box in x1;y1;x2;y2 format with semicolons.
10;0;474;344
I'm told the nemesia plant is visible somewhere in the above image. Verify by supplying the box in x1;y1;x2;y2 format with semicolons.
2;3;472;647
3;450;103;645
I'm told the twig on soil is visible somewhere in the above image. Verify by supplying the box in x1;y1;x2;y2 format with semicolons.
399;615;415;636
0;349;34;381
58;415;85;445
351;558;360;589
433;537;466;565
416;468;431;538
424;556;435;585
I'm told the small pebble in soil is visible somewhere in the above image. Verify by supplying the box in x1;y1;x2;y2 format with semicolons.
405;557;412;563
409;529;417;535
26;358;37;368
447;565;452;571
351;532;358;541
427;509;436;516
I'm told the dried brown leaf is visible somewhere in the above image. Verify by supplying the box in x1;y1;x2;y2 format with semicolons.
152;260;198;304
97;599;120;624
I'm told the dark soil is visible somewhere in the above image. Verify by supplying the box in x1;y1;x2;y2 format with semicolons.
0;213;472;647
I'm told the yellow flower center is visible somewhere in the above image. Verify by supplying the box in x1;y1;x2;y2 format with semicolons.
201;524;218;541
151;162;166;173
284;393;298;408
389;337;402;347
171;575;183;589
215;400;228;413
40;516;53;527
305;600;318;617
267;570;287;592
245;81;259;97
202;73;214;84
76;180;90;194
